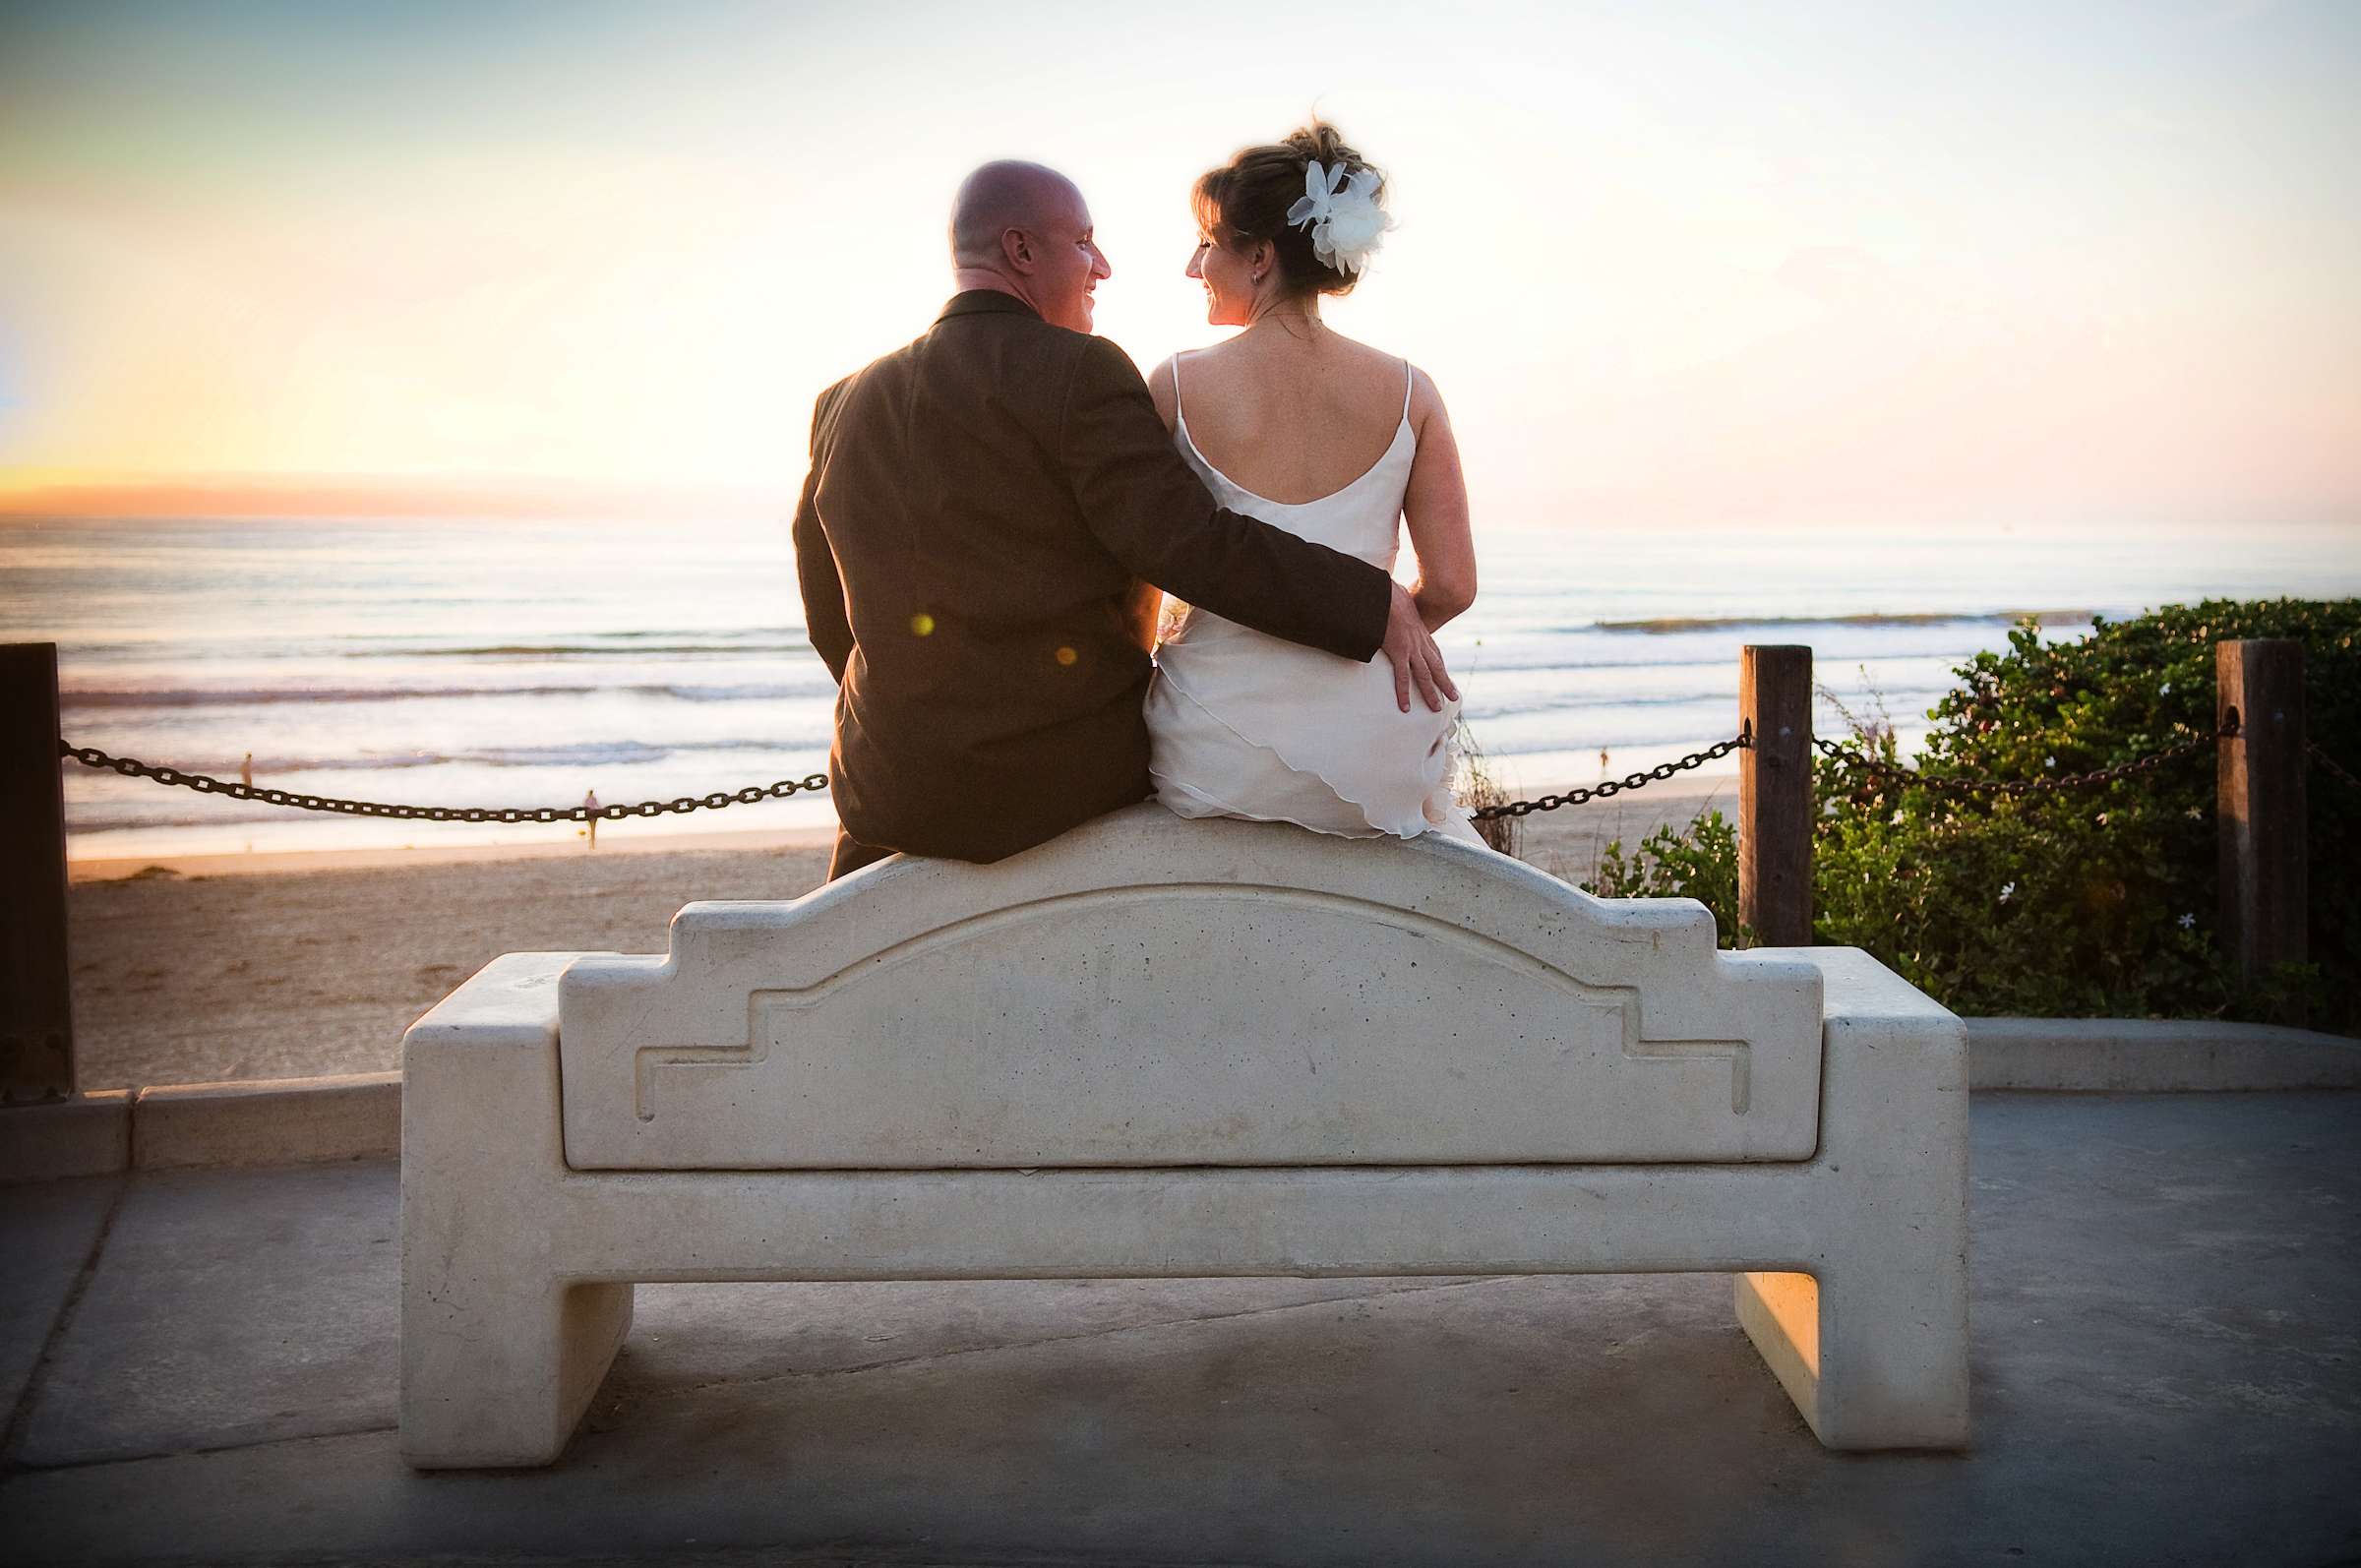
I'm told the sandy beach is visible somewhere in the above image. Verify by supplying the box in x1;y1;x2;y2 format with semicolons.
63;777;1732;1092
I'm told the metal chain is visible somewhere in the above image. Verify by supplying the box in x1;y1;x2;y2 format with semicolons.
2311;741;2361;795
65;715;2309;823
1471;734;1748;821
57;741;828;823
1811;720;2234;798
67;731;1743;829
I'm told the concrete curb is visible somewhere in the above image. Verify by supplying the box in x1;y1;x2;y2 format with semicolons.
1966;1018;2361;1092
132;1072;402;1172
2;1023;2355;1183
1;1075;396;1185
0;1088;129;1182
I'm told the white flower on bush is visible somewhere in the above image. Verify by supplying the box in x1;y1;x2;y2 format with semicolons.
1287;160;1392;274
1998;881;2016;903
2044;755;2057;769
1891;809;1907;825
2159;681;2172;695
2178;912;2197;929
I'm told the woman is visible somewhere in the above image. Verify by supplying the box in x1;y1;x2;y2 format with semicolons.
1144;123;1483;846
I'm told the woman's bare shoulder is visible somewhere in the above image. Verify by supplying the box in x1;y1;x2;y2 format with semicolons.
1324;335;1448;426
1145;352;1182;429
1388;358;1450;429
1168;339;1262;409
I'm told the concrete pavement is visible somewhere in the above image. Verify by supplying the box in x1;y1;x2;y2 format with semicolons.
4;1092;2358;1566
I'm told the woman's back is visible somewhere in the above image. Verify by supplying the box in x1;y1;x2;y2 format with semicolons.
1169;331;1419;509
1169;337;1415;571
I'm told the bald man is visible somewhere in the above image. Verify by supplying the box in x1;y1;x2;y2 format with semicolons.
792;161;1454;877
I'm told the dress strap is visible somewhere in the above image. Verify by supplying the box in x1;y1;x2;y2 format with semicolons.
1400;358;1414;423
1171;355;1187;425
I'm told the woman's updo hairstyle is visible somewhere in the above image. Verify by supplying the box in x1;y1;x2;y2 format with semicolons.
1193;121;1386;299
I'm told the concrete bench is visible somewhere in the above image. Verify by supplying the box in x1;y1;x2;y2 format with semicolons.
398;804;1969;1468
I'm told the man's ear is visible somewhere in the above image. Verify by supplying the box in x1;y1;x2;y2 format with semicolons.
1001;227;1035;273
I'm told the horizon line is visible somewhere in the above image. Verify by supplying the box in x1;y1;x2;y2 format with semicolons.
3;473;2355;537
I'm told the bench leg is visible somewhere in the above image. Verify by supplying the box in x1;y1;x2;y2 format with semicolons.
400;956;633;1468
402;1270;633;1469
1738;959;1970;1450
1737;1262;1968;1450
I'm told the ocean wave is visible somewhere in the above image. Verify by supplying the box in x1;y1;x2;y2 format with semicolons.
62;659;1935;708
414;738;817;768
65;803;287;832
65;683;600;708
1590;609;2093;634
346;639;813;657
63;736;820;775
440;742;671;768
650;682;824;702
1460;685;1952;722
62;678;837;709
1443;645;1988;677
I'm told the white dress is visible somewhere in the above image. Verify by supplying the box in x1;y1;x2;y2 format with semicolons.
1145;356;1483;846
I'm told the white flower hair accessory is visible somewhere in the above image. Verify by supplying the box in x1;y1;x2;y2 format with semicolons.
1286;159;1391;275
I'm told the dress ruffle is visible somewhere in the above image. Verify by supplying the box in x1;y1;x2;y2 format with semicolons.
1147;621;1464;842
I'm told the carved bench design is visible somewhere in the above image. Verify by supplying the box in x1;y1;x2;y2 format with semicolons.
399;805;1968;1467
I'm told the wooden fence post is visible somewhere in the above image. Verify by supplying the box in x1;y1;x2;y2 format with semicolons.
2;643;75;1105
2216;638;2307;981
1739;644;1814;947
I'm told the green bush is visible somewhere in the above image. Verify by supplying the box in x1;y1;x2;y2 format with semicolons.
1591;809;1751;945
1580;599;2360;1029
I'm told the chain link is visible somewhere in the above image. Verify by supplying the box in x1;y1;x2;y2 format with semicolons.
1471;734;1748;821
2311;741;2361;795
57;741;828;822
1811;719;2235;798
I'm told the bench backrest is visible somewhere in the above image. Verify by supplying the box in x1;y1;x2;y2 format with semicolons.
556;806;1823;1170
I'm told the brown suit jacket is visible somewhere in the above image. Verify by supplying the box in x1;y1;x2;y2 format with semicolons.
791;290;1392;863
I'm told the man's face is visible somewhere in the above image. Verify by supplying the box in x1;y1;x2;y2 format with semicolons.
1028;185;1112;332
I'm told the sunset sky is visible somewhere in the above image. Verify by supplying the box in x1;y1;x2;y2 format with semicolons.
1;0;2356;531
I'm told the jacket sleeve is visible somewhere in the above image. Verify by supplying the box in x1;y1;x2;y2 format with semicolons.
792;381;855;685
1058;335;1390;662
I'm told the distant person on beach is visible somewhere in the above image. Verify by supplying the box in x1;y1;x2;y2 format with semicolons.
793;159;1455;879
1144;122;1483;845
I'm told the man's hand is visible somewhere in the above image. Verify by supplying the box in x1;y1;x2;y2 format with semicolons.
1381;581;1459;712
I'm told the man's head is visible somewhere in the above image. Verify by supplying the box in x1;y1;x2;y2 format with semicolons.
949;161;1111;332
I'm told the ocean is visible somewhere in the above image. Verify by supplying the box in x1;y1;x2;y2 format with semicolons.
9;514;2357;860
